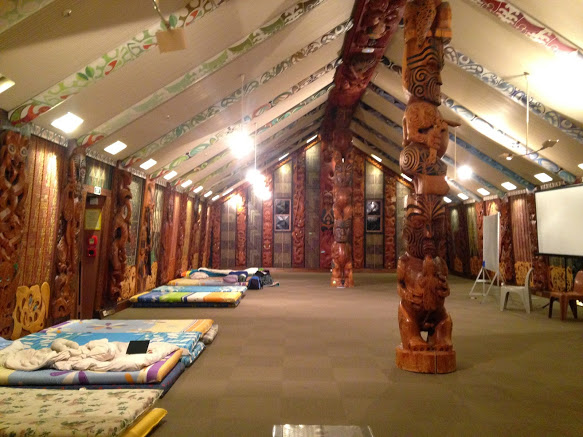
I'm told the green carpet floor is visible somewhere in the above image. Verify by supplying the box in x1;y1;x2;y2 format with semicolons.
111;271;583;437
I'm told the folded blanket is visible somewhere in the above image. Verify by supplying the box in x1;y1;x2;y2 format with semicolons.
0;339;178;372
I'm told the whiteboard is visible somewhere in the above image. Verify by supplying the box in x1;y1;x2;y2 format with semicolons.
483;213;499;272
535;185;583;256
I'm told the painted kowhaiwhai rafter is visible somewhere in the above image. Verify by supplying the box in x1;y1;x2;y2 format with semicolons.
352;111;504;198
174;105;325;187
123;19;351;168
8;0;228;126
149;58;340;179
379;58;575;183
74;0;327;148
466;0;582;56
0;0;55;34
174;83;333;187
194;116;324;193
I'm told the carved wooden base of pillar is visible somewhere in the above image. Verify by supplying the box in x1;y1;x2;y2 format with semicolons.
395;345;456;374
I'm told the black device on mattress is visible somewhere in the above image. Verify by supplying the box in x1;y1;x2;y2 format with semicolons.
126;340;150;354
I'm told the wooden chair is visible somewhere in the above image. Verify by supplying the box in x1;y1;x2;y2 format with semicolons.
500;268;533;313
549;270;583;321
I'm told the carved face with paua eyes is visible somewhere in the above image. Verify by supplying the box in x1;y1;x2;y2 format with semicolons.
403;193;446;259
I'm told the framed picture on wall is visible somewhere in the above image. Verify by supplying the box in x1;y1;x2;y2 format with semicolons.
274;199;291;231
366;200;382;232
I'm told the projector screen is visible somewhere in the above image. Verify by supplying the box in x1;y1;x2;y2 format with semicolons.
535;185;583;257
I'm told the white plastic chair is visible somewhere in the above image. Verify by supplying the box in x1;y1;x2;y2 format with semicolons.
500;268;533;313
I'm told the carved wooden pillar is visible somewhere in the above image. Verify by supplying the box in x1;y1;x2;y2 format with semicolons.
157;185;175;286
52;146;85;321
0;132;29;338
384;173;397;269
352;152;365;269
174;192;188;279
210;203;221;269
236;190;247;268
292;152;306;268
188;198;200;269
136;177;155;295
527;193;549;291
262;174;274;267
499;198;515;284
108;167;132;302
320;139;335;269
396;0;455;373
199;203;209;267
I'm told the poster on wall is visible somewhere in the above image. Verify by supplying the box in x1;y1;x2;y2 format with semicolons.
84;209;102;230
366;200;382;232
275;199;291;231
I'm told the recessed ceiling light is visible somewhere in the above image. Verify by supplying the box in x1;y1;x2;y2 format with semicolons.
181;179;193;188
163;170;178;180
104;140;127;155
0;76;15;95
458;193;469;200
193;185;203;194
222;188;233;196
306;134;318;143
578;163;583;170
211;194;219;201
458;165;473;180
278;153;289;161
477;188;490;196
534;172;553;183
204;190;213;198
139;159;157;170
400;173;412;182
501;181;517;191
371;154;382;163
443;196;452;203
51;112;83;133
361;47;375;53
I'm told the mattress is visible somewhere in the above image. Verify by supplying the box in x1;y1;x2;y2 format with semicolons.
19;331;205;367
131;290;242;307
0;349;181;386
0;387;162;436
148;285;247;293
43;318;214;335
168;278;247;286
122;407;167;437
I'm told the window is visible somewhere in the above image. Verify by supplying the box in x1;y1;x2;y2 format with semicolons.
274;199;291;231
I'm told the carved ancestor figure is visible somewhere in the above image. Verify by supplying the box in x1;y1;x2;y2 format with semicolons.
262;175;274;267
109;170;132;302
331;159;354;287
292;152;306;267
396;0;455;373
0;131;28;338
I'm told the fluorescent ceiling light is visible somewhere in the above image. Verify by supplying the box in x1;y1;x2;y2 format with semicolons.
181;179;193;188
0;76;15;95
211;195;219;201
400;173;412;182
457;193;469;200
371;154;382;163
204;190;212;198
443;196;452;203
222;188;233;196
51;112;84;133
457;165;473;180
477;188;490;196
361;47;375;53
104;140;127;155
501;181;517;191
306;134;318;143
163;170;178;180
140;159;157;170
534;172;553;183
193;185;203;194
578;163;583;170
278;153;289;161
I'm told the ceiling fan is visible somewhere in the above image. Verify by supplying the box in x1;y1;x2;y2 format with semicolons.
500;139;559;161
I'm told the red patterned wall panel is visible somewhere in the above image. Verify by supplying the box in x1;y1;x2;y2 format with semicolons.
211;204;221;269
526;193;548;291
236;190;247;267
499;198;515;284
200;203;210;267
320;139;335;269
383;173;397;269
174;193;188;279
292;152;306;268
352;152;365;269
262;174;273;267
136;177;155;296
510;194;532;285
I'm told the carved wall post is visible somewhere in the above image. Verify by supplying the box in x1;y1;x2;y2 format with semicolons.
262;174;274;267
292;152;306;268
174;192;188;279
499;198;515;284
52;145;85;321
0;131;29;338
109;168;132;302
136;177;155;295
319;139;335;269
199;203;210;267
384;173;397;269
396;0;456;373
210;203;221;269
236;190;247;268
527;193;549;291
157;185;175;286
352;152;365;269
188;198;200;269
